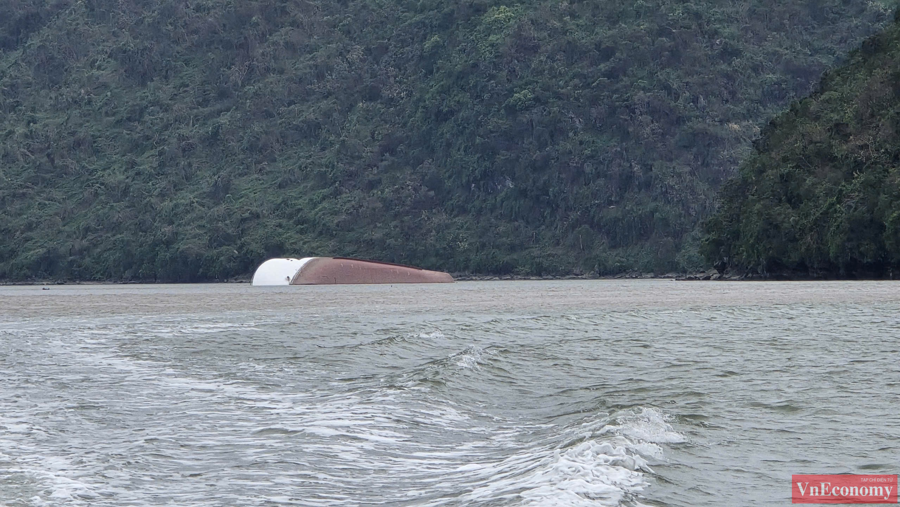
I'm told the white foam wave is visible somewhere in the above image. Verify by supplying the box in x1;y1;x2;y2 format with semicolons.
0;448;103;506
602;407;686;445
453;441;648;506
454;346;483;369
417;407;683;507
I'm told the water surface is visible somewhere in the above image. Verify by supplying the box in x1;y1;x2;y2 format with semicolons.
1;281;898;506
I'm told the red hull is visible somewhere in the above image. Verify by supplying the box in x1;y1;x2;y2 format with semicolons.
291;258;454;285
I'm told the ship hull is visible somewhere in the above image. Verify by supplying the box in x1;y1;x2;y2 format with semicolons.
251;257;454;286
291;258;453;285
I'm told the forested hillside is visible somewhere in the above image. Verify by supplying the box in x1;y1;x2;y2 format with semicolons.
703;11;900;278
0;0;894;281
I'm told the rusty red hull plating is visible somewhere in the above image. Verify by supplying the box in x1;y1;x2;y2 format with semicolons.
290;258;454;285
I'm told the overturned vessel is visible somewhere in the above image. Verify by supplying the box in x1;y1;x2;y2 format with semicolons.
251;257;454;286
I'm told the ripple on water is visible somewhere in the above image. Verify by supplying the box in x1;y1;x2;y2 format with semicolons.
2;282;899;507
0;313;685;507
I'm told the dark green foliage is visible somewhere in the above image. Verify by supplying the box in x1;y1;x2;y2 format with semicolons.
703;14;900;277
0;0;894;281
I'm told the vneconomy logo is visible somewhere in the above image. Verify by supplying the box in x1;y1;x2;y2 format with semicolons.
793;475;897;504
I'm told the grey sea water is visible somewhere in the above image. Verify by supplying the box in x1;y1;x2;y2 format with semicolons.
0;280;898;506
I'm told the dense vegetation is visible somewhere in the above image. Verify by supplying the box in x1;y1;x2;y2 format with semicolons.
703;11;900;278
0;0;895;281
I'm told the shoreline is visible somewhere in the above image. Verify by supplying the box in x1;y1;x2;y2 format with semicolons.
3;269;896;286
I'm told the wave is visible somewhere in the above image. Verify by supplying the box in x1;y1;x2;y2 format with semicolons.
0;315;685;507
393;406;681;507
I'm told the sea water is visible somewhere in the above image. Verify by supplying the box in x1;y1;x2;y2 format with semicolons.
0;281;898;506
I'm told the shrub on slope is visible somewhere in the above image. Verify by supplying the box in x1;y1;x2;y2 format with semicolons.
0;0;894;280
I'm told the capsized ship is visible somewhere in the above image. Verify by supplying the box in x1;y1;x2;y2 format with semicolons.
251;257;454;286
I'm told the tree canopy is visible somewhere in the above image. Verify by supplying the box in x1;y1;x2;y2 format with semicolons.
0;0;894;281
703;10;900;278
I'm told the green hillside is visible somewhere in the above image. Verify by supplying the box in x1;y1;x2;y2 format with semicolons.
703;11;900;278
0;0;894;281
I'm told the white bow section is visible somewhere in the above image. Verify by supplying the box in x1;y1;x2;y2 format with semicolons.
251;258;315;286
